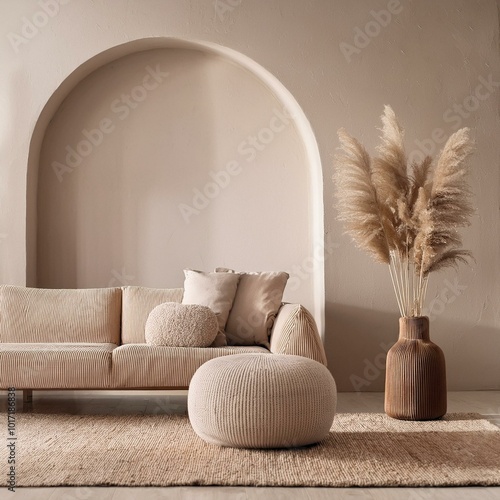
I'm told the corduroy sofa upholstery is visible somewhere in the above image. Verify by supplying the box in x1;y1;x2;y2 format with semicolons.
0;285;327;395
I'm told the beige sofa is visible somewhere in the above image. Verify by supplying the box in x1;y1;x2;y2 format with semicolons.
0;285;327;400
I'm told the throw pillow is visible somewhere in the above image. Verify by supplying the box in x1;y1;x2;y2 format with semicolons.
145;302;218;347
215;268;289;347
181;269;241;346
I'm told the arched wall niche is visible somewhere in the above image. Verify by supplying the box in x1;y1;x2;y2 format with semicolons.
27;38;325;336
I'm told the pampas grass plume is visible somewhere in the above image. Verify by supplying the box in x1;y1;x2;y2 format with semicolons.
334;106;474;317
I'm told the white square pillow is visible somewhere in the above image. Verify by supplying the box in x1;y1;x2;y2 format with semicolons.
182;269;241;346
215;268;289;347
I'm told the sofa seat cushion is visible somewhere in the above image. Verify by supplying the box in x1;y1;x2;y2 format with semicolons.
0;343;116;389
111;344;269;388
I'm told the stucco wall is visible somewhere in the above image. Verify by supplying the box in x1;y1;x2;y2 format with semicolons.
1;0;499;390
36;47;314;308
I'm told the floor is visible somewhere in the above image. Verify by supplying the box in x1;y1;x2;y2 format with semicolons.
1;390;499;499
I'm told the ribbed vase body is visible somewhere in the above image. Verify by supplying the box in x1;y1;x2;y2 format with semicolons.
384;316;447;421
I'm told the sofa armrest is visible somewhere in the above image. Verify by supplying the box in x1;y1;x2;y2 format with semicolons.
269;303;327;365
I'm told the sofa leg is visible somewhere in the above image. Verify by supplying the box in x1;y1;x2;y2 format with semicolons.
23;390;33;404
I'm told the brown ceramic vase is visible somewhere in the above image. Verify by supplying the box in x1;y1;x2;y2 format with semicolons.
384;316;447;421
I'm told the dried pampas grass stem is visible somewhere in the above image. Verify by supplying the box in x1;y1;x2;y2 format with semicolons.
334;106;474;317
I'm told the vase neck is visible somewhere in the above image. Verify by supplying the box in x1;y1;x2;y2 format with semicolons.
399;316;430;340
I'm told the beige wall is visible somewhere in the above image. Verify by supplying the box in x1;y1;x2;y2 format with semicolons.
1;0;499;391
37;47;315;308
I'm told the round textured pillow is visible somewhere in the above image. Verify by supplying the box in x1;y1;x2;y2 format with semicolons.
145;302;218;347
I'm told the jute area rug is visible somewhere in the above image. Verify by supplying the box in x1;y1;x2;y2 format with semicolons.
1;412;499;487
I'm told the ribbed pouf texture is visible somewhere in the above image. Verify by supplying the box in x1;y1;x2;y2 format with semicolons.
188;353;337;448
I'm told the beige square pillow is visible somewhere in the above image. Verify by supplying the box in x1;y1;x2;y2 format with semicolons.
215;268;289;347
182;269;241;346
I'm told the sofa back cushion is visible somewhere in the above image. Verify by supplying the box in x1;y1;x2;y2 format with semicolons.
121;286;184;343
0;285;122;344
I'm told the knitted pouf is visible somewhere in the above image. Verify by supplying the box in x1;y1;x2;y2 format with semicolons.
188;353;337;448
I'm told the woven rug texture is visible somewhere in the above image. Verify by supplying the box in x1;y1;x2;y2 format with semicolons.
1;412;499;487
